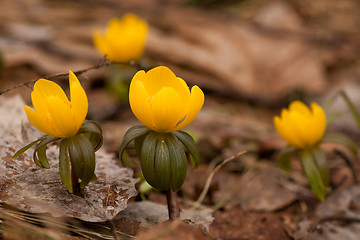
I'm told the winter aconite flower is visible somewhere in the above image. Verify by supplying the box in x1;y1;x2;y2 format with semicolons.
119;66;204;220
274;100;357;201
93;14;148;63
14;71;103;195
24;71;88;138
274;101;326;149
129;66;205;133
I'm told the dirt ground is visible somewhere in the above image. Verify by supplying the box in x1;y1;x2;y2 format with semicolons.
2;0;360;239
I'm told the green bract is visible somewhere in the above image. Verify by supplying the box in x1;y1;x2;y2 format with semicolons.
13;120;103;194
119;125;198;192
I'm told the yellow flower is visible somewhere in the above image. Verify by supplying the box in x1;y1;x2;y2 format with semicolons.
129;66;204;133
93;14;148;62
274;101;326;149
24;71;88;138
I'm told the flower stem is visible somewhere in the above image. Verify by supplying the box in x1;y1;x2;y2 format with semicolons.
71;167;83;197
166;189;180;220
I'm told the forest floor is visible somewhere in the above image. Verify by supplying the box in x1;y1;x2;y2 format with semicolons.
2;0;360;239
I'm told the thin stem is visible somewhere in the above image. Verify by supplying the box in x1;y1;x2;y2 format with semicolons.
166;189;180;221
71;167;83;197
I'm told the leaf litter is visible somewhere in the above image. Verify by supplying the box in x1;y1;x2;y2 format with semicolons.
1;0;360;238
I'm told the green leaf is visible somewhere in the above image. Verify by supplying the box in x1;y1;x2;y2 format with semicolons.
12;137;43;159
90;173;98;182
35;135;59;151
59;139;73;193
340;91;360;130
68;135;84;180
312;147;329;186
33;135;59;168
33;150;41;168
173;130;199;168
78;120;103;152
167;134;187;192
68;134;96;189
326;113;340;125
78;137;96;189
323;92;339;111
140;132;161;189
301;150;327;201
134;134;146;159
121;151;138;168
35;145;50;169
119;125;150;168
79;120;102;135
277;146;296;171
154;134;171;190
322;132;358;156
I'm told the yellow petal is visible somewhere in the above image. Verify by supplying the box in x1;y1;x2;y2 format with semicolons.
122;14;141;25
108;18;122;35
129;79;153;129
31;90;48;117
150;87;184;132
31;79;68;114
281;109;306;148
176;77;192;102
131;70;147;83
274;116;292;145
69;71;88;130
120;15;147;61
310;102;326;143
46;96;77;138
280;108;290;123
289;101;312;118
142;66;190;100
287;111;311;148
274;115;303;148
174;85;204;131
24;106;59;137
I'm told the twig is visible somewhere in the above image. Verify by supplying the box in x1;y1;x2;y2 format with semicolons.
309;216;360;233
334;149;359;184
0;57;144;96
0;59;110;95
189;150;246;211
